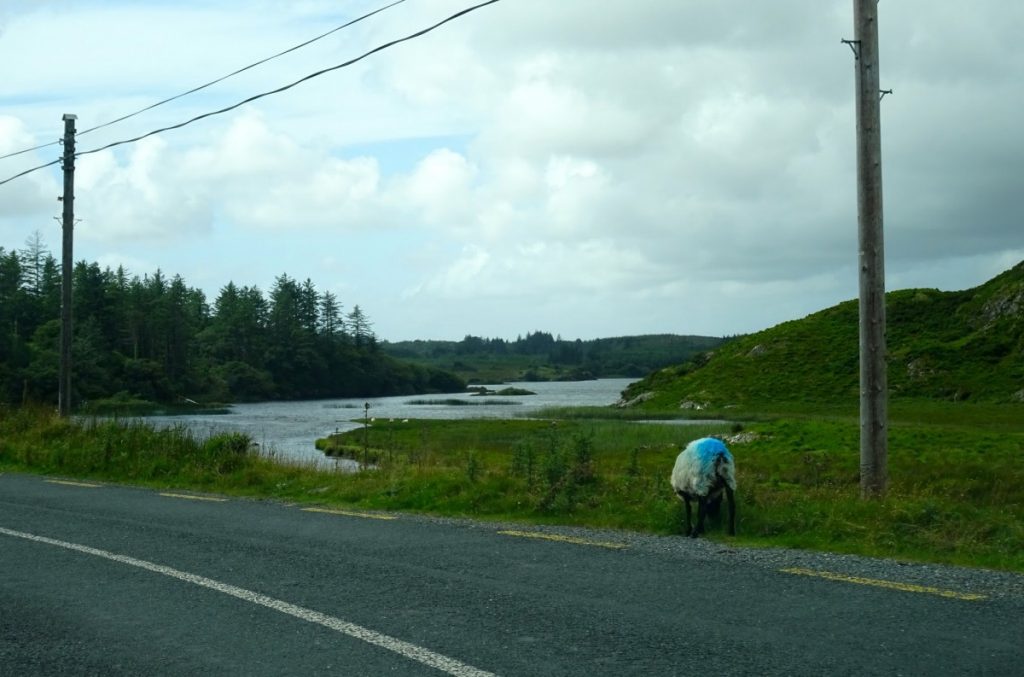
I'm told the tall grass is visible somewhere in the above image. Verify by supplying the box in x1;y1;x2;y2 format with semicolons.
0;407;252;486
2;404;1022;572
311;416;733;530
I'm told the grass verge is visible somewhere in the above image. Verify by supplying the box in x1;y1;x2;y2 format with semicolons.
1;404;1021;572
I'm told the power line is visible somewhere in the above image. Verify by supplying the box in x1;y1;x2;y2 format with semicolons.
0;0;408;162
0;159;61;187
77;0;500;159
0;141;56;163
78;0;410;138
0;0;500;188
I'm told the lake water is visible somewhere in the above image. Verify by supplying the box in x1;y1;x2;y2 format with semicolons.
142;379;639;465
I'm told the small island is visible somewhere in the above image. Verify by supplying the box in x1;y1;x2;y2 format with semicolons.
465;386;536;397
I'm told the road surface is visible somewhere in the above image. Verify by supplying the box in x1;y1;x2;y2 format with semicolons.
2;472;1021;675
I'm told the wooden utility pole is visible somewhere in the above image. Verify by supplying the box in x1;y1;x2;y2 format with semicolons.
58;113;77;417
850;1;887;497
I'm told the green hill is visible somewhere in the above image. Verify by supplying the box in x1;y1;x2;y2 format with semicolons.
621;260;1024;409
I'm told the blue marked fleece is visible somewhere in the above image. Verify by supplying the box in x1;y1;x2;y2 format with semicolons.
693;437;733;468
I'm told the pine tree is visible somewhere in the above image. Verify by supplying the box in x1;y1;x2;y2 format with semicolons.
346;305;374;348
19;231;48;296
318;291;343;337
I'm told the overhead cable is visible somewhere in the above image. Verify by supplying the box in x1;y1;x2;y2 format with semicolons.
0;159;62;187
0;0;407;162
0;0;500;188
76;0;500;159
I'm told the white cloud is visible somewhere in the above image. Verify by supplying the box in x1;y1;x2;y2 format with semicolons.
1;0;1021;341
402;148;476;226
0;116;57;220
410;238;659;302
64;113;393;238
73;137;214;241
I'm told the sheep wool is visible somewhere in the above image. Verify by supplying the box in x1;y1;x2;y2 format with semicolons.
671;437;737;497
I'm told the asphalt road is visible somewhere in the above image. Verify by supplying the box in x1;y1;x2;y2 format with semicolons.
2;471;1022;676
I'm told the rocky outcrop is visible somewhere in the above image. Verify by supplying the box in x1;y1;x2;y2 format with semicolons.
723;431;761;444
979;283;1024;329
616;391;656;408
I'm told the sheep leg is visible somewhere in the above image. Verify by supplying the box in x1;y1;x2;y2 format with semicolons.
725;485;736;536
693;497;709;537
681;494;694;536
706;493;723;518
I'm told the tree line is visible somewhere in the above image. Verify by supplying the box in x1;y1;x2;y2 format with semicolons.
0;234;463;408
384;331;726;381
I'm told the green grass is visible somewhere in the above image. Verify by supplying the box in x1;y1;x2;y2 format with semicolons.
533;405;733;421
730;417;1024;570
2;403;1022;572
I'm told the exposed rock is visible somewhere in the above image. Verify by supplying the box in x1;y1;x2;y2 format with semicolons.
616;391;656;408
679;400;709;410
980;283;1024;328
1011;389;1024;403
723;432;761;444
906;358;934;381
747;344;767;357
696;351;716;365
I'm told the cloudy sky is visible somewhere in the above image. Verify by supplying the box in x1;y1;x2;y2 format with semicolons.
1;1;1021;342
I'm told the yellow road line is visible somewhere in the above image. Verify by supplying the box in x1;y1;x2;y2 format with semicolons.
780;567;987;601
46;479;102;488
497;530;627;550
302;507;397;521
159;492;228;503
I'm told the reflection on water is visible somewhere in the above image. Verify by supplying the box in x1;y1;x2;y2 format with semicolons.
141;379;638;464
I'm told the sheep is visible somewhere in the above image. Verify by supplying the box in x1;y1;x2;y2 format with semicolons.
670;437;737;537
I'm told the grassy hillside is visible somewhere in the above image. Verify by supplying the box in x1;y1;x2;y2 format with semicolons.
622;261;1024;410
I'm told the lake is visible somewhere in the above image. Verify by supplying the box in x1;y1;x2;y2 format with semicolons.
142;379;638;465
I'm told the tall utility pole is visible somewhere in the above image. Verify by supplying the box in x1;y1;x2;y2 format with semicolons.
58;113;77;417
850;1;887;497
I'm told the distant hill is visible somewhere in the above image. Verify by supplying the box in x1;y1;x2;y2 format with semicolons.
621;261;1024;408
381;332;726;384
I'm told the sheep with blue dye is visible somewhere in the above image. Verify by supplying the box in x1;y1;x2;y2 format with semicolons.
670;437;737;537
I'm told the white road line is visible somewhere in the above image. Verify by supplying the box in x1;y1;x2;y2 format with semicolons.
159;492;228;502
0;526;496;677
45;479;103;488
